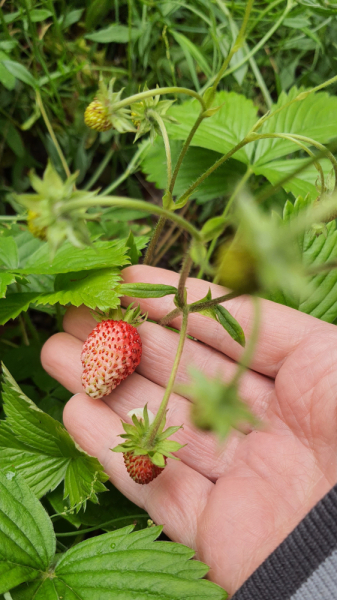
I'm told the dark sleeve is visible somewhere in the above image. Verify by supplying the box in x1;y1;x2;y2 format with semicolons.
232;484;337;600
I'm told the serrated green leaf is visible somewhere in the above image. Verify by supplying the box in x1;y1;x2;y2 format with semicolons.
0;470;55;594
1;60;38;89
0;273;16;298
118;282;178;298
254;88;337;165
253;158;332;200
38;268;122;311
166;92;258;164
52;526;227;600
141;138;246;203
215;305;245;347
15;239;129;275
3;485;226;599
268;196;337;322
0;292;39;325
0;365;108;505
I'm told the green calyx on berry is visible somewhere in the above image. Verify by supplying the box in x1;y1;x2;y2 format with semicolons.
85;78;136;134
131;84;178;142
91;303;147;327
112;405;184;482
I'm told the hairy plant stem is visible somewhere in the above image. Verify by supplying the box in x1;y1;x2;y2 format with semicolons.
59;196;202;242
146;308;189;447
112;87;206;112
175;138;251;207
170;111;205;195
177;251;193;307
36;91;71;179
251;73;337;136
159;291;239;326
143;216;167;265
256;140;337;205
147;110;172;189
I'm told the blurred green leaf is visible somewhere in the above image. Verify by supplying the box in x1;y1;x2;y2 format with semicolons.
29;9;52;22
271;195;337;322
1;60;38;89
85;24;139;43
178;368;255;439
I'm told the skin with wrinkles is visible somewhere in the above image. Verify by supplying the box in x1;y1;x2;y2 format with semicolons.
41;265;337;597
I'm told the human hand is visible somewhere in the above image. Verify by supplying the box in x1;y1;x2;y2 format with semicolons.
41;265;337;597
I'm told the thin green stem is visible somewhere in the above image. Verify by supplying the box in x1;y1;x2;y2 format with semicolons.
85;146;115;191
102;140;151;196
177;251;193;307
251;74;337;136
36;91;71;179
287;134;337;185
146;309;189;447
148;110;172;189
159;291;240;326
232;296;260;385
112;87;206;112
59;196;202;242
256;133;325;189
56;514;148;537
175;138;250;207
170;111;205;195
144;216;167;265
189;291;239;313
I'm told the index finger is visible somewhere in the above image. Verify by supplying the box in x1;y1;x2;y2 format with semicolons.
122;265;334;378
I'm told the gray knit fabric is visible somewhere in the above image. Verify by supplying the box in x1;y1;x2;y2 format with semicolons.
292;548;337;600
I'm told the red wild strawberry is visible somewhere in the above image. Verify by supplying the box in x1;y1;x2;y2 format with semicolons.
81;307;144;400
112;405;184;485
123;452;167;485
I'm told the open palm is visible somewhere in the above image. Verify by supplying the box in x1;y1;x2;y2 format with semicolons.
41;265;337;597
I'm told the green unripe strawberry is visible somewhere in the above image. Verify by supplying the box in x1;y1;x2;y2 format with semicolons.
84;98;112;132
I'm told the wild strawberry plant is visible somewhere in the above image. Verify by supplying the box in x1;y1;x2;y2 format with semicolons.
1;1;337;598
